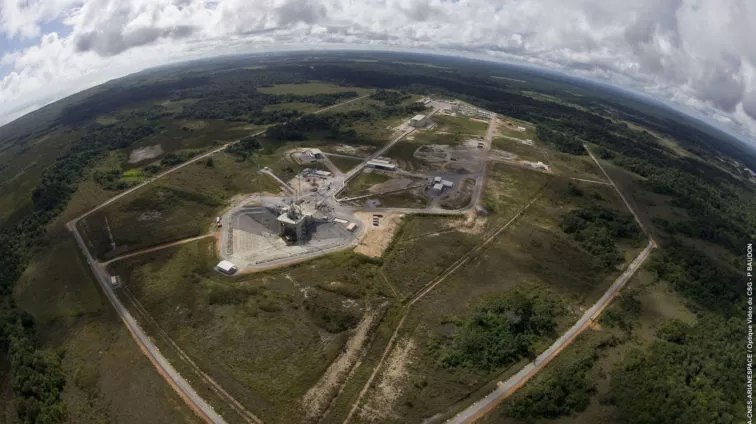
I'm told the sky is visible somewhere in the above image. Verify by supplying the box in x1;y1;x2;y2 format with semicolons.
1;0;756;145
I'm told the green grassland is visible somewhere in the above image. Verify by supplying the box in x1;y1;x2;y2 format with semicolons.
327;155;362;173
547;150;608;180
0;129;86;225
372;186;430;208
12;210;202;423
492;137;548;162
497;117;537;140
350;169;645;422
77;152;279;260
257;82;372;96
263;102;320;113
433;114;489;137
381;216;477;298
341;171;391;197
109;239;384;423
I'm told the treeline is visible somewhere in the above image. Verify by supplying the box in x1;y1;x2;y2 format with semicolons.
370;89;411;105
0;121;158;422
536;126;585;155
428;288;562;370
177;91;357;123
226;135;262;160
560;206;641;270
263;102;426;143
647;242;741;315
608;315;740;423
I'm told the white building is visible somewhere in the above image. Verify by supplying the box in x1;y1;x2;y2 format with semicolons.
432;183;444;192
442;180;454;188
433;176;442;184
409;114;428;128
367;159;397;171
216;260;238;275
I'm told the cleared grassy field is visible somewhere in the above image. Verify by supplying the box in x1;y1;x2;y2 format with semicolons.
492;137;548;162
341;171;391;197
257;82;372;96
350;169;646;422
109;239;383;423
381;215;477;298
13;224;201;423
262;102;320;113
328;155;362;173
77;152;279;260
433;114;488;137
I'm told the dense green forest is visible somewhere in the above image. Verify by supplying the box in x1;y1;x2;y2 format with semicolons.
428;289;563;370
0;52;753;423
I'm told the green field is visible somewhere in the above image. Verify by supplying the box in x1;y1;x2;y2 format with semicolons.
109;240;383;423
262;102;320;113
349;168;646;421
327;155;362;173
77;152;280;260
341;171;391;197
492;137;548;162
258;82;372;96
433;114;489;137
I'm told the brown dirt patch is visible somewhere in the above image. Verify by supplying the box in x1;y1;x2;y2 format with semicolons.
358;338;416;421
445;211;486;235
300;307;384;422
354;212;404;258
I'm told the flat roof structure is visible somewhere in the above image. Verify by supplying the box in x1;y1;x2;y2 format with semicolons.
433;183;443;192
367;159;397;170
411;114;426;121
442;180;454;187
216;260;238;275
433;176;442;183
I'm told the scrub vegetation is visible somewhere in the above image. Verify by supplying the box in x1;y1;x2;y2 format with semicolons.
0;52;752;424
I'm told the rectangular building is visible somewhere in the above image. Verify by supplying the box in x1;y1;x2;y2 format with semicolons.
216;260;238;275
409;114;427;128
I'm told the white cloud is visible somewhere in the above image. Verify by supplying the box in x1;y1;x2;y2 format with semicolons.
0;0;755;144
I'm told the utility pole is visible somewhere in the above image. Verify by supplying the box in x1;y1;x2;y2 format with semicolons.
104;216;116;251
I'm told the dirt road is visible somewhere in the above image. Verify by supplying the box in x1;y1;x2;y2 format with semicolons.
67;94;372;423
444;143;657;423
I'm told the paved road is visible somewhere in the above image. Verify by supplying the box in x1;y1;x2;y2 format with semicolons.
66;94;371;423
445;143;657;424
446;239;655;423
69;222;227;424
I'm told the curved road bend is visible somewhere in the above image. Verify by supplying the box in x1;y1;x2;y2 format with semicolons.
445;143;657;424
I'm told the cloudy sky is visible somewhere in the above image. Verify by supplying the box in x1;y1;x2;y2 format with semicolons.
1;0;755;143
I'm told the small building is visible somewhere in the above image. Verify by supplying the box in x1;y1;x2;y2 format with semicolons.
442;180;454;188
333;218;348;224
517;126;527;132
432;183;444;192
110;275;119;287
216;260;238;275
346;222;357;232
433;176;442;184
409;114;428;128
310;148;324;159
367;159;397;171
315;170;332;178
